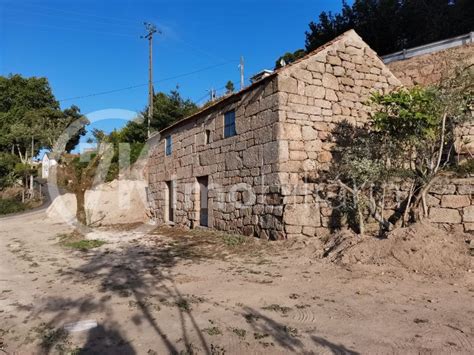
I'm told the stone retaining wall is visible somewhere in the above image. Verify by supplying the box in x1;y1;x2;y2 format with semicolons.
388;44;474;157
427;177;473;233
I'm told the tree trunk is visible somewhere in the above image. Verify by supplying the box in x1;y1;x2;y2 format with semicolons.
354;191;365;235
76;189;87;225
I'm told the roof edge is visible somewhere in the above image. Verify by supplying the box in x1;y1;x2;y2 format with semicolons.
153;72;277;137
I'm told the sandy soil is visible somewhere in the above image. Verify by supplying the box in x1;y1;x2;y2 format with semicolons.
1;212;473;354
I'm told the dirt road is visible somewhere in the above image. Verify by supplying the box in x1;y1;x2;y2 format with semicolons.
1;212;473;354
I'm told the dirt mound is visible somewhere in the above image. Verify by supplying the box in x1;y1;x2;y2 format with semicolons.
323;223;472;276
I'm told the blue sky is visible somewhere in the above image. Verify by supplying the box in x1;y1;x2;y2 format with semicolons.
1;0;346;136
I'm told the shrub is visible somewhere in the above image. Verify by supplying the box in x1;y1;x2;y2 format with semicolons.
0;198;26;215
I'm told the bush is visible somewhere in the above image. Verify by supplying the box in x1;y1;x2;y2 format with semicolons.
0;153;19;189
0;198;26;215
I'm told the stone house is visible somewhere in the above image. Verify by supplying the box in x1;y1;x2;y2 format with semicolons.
147;30;404;239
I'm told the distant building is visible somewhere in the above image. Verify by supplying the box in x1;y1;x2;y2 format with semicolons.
41;153;57;179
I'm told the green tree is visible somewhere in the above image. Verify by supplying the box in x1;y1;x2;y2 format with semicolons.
0;75;88;159
225;80;235;94
0;74;88;195
274;49;307;69
329;65;472;233
304;0;474;56
148;89;198;133
0;152;19;189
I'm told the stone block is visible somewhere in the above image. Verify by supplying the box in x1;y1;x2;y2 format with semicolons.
263;141;279;164
225;151;243;170
305;140;322;152
440;195;471;209
302;126;318;141
318;151;332;163
283;203;321;227
429;208;461;224
426;194;440;207
327;55;341;66
290;151;307;161
307;61;325;73
302;226;317;237
463;205;474;223
285;225;302;234
278;76;298;94
279;123;302;140
333;66;345;77
325;89;338;101
464;223;474;232
289;94;307;105
305;85;325;99
457;183;474;195
322;73;339;90
243;145;262;168
291;68;313;84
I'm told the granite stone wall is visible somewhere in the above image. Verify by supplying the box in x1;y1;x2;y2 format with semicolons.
388;44;474;157
147;76;287;239
274;31;401;238
147;30;472;239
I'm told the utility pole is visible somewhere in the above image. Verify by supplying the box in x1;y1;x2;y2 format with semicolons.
239;56;245;90
142;22;159;138
208;88;217;101
30;136;34;196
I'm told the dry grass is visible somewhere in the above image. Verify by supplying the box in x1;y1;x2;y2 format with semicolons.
149;225;278;261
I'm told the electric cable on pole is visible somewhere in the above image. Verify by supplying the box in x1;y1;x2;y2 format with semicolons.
141;22;160;138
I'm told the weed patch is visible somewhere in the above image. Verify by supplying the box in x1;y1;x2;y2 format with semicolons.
221;234;246;247
262;304;292;314
231;327;246;338
58;232;106;251
175;298;191;312
33;323;69;350
203;326;222;336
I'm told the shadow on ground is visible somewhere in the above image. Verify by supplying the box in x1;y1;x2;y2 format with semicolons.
21;236;214;354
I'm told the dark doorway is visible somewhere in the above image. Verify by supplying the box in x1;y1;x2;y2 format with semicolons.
166;181;174;222
197;176;208;227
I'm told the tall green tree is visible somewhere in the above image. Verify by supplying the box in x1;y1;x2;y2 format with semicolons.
0;74;88;190
274;49;307;69
119;89;198;142
303;0;474;56
149;89;198;132
0;74;88;159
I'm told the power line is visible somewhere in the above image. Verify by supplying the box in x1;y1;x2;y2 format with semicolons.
58;61;238;102
3;20;137;38
195;79;240;105
11;3;143;28
5;7;141;31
